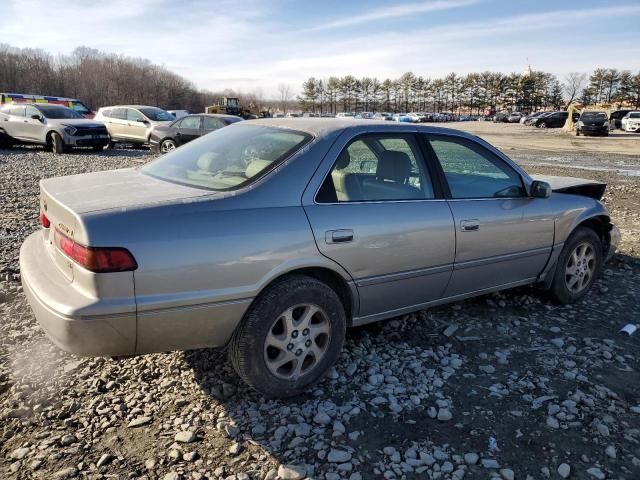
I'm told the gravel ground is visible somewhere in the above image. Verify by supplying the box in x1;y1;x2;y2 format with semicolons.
1;139;639;480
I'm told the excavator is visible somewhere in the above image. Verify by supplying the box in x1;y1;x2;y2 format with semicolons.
563;102;612;132
205;97;271;119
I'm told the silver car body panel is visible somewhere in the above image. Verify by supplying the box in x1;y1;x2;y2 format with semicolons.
19;119;619;356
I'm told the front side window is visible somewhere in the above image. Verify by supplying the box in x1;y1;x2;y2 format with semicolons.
25;106;40;118
127;109;145;122
142;125;311;191
316;134;433;203
203;116;225;130
180;116;201;129
428;136;525;199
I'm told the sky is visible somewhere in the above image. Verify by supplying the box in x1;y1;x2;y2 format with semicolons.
1;0;639;96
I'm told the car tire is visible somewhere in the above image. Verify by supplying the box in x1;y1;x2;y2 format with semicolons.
548;227;603;304
50;132;65;154
0;130;11;148
160;138;176;154
538;121;547;129
575;129;580;136
229;274;346;398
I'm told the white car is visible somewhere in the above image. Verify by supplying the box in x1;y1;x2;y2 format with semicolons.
335;112;355;119
622;112;640;132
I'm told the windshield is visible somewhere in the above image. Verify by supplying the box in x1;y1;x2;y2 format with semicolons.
139;107;174;121
142;125;311;191
581;112;607;120
38;106;83;119
70;102;90;115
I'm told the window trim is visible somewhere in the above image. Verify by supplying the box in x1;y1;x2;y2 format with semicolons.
314;132;441;204
423;133;528;201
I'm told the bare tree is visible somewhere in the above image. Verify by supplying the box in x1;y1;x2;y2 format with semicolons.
277;83;293;113
564;72;587;105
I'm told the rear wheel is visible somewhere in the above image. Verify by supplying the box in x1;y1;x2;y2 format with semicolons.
538;121;547;129
160;138;176;154
548;227;602;304
229;275;346;398
50;132;65;154
0;130;12;148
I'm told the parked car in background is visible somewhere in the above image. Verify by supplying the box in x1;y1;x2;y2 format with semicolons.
621;112;640;132
525;112;551;126
576;111;610;136
373;112;393;121
493;112;510;122
507;112;523;123
168;110;190;119
94;105;174;146
533;111;569;129
335;112;355;119
521;112;543;124
392;113;413;122
610;109;632;129
1;92;94;118
407;112;426;123
20;119;619;398
0;103;109;153
150;114;242;153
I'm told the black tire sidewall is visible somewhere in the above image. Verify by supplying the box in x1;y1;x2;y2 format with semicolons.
51;132;64;154
550;227;603;304
230;275;346;398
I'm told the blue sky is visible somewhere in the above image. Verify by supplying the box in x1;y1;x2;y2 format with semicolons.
1;0;639;96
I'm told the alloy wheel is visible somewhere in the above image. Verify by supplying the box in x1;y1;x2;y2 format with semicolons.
263;303;331;380
565;241;596;294
161;139;176;153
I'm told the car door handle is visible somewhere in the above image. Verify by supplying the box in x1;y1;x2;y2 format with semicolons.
460;219;480;232
325;229;354;244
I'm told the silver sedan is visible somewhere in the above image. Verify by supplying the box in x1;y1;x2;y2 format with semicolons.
20;119;620;397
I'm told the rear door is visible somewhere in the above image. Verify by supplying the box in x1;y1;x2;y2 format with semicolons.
107;108;128;140
303;132;455;321
4;105;26;138
425;133;554;297
174;115;202;145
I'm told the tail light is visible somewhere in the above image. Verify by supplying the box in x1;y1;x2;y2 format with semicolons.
40;212;51;228
54;229;137;273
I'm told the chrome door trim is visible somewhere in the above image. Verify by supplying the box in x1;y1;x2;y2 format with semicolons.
355;263;453;287
453;246;553;270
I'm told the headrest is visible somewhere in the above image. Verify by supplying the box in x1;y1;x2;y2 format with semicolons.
245;159;272;178
376;150;412;183
334;149;350;170
197;152;222;172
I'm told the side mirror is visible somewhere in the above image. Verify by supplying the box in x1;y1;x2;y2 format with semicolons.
530;180;552;199
31;114;43;121
137;118;149;124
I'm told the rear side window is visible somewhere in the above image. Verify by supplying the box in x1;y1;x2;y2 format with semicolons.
9;105;25;117
101;109;112;118
316;134;434;203
203;116;225;130
428;136;525;199
111;108;126;120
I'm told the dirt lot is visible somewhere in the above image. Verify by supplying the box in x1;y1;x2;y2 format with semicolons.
0;123;639;480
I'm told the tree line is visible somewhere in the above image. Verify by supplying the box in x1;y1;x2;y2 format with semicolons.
0;44;225;112
299;69;640;114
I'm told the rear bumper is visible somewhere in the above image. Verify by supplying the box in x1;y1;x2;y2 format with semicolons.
20;231;136;356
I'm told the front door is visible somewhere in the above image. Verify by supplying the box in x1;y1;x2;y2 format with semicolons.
125;108;149;142
23;105;46;141
425;134;554;297
174;115;202;146
303;132;455;320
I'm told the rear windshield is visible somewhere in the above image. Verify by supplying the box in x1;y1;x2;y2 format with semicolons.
139;107;174;121
142;125;311;191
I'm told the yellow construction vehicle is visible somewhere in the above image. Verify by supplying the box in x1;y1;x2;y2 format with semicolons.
205;97;271;119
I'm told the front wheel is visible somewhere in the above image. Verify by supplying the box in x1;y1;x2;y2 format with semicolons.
160;138;176;154
50;132;65;154
575;129;580;136
229;275;346;398
548;227;602;304
538;121;547;129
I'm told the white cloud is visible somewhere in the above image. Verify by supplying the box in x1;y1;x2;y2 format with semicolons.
310;0;481;31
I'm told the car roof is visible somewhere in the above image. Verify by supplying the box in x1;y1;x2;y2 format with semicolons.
100;105;161;109
17;103;72;110
241;118;480;140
